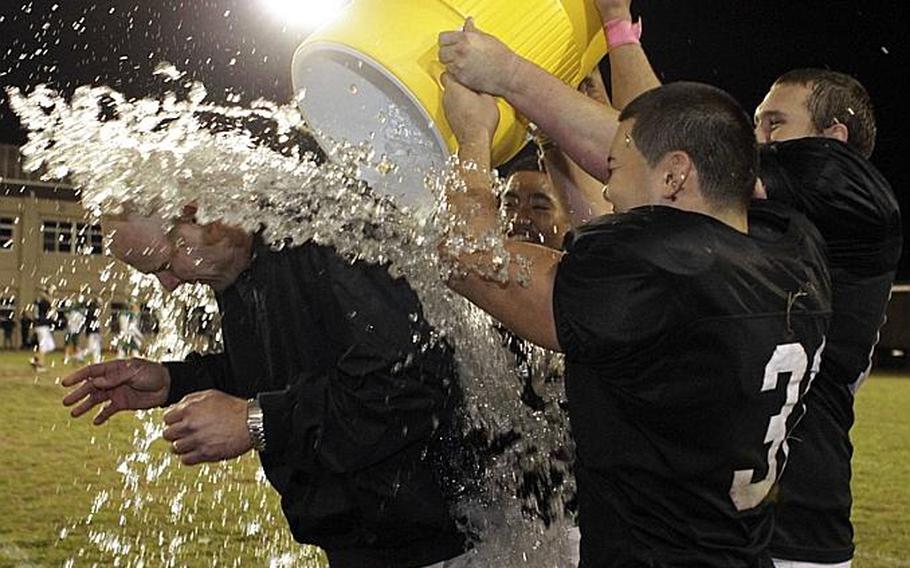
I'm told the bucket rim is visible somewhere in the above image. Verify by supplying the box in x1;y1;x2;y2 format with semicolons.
291;40;450;162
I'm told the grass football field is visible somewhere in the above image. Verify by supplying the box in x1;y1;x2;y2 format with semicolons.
0;351;907;567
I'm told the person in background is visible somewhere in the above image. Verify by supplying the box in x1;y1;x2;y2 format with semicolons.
500;151;580;560
501;153;573;251
0;309;15;349
30;287;56;371
77;299;103;364
753;68;901;568
63;301;86;364
115;304;143;358
539;67;615;225
19;307;33;350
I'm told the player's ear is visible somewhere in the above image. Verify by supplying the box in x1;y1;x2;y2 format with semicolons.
821;122;849;145
658;151;693;202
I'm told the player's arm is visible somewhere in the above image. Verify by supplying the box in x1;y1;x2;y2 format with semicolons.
441;73;562;351
439;18;619;182
542;68;615;224
597;0;662;110
544;147;612;225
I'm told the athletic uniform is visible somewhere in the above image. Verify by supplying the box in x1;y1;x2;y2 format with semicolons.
34;298;55;355
64;307;85;347
553;203;831;567
761;139;902;564
82;302;103;364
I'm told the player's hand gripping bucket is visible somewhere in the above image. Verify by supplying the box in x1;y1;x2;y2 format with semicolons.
291;0;607;210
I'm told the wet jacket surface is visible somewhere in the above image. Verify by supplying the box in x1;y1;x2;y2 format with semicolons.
761;138;902;563
163;240;465;568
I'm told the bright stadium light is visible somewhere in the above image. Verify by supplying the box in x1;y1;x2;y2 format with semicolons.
261;0;347;29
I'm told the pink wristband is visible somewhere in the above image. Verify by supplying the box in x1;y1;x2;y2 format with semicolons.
604;18;642;49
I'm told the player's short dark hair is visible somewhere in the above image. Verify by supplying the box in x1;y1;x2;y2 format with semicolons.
619;82;758;210
499;151;544;205
502;149;543;179
774;68;876;158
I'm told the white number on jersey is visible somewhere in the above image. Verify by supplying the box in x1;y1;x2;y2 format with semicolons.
729;340;824;511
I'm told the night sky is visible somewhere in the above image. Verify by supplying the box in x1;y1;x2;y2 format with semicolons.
1;0;908;277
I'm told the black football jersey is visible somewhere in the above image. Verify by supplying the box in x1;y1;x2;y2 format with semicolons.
35;298;53;326
761;139;902;563
553;203;831;567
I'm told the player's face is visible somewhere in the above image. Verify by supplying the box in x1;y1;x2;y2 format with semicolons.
754;83;818;144
105;216;237;292
501;170;571;250
603;120;653;212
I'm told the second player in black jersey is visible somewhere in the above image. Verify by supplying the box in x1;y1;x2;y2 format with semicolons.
759;137;902;564
555;201;830;566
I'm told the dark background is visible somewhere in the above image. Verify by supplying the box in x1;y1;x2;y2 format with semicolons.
1;1;907;278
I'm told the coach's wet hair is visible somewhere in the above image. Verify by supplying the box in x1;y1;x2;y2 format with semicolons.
619;82;758;210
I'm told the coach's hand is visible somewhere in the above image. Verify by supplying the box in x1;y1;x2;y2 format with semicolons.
162;390;252;466
63;358;171;425
439;17;521;97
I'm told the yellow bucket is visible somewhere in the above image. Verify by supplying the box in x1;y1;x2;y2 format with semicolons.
292;0;606;209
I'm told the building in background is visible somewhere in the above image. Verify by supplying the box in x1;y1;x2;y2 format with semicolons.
0;143;136;349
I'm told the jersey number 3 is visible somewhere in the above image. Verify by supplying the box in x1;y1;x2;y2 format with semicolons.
729;340;824;511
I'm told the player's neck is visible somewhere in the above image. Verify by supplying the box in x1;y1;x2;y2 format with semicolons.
710;207;749;234
675;197;749;234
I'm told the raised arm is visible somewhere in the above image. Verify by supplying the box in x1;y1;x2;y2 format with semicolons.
597;0;661;109
439;18;619;182
542;67;615;224
440;73;562;351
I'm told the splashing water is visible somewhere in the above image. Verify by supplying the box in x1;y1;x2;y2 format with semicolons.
9;78;575;566
52;274;323;567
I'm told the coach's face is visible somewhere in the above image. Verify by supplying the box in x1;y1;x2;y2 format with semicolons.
603;120;653;212
105;215;243;292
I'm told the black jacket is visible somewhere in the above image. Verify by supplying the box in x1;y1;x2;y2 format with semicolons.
163;240;466;568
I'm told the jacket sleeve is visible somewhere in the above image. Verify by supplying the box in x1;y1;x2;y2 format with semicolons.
255;246;457;474
162;352;237;406
257;339;455;474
